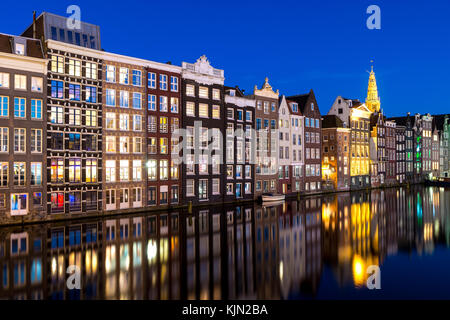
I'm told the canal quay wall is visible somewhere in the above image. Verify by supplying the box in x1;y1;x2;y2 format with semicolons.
0;181;444;228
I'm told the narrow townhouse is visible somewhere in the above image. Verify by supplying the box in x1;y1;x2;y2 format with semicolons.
250;78;279;197
224;86;255;201
287;90;322;193
287;98;304;193
278;95;291;195
0;33;47;220
180;55;225;205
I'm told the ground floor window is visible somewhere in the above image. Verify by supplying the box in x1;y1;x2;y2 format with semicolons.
236;183;242;198
51;192;64;214
199;179;208;200
120;189;129;206
160;186;168;205
86;191;97;211
245;182;251;194
106;190;116;209
32;192;42;207
148;187;156;205
226;183;233;195
186;180;195;197
11;193;28;216
132;187;142;205
256;180;261;191
171;185;179;203
69;192;81;212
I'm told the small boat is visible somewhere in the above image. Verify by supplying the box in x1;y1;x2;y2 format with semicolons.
261;193;285;202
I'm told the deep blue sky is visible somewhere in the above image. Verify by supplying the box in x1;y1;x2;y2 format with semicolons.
1;0;449;117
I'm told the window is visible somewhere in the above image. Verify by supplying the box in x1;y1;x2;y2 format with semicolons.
106;65;116;82
69;192;81;212
199;155;208;174
86;134;97;151
0;96;8;117
69;84;81;101
160;138;168;154
148;72;156;88
212;179;220;195
119;114;129;130
213;89;220;100
227;165;233;179
186;154;194;174
148;94;156;111
119;136;129;153
85;62;97;79
11;194;27;216
132;70;142;86
106;189;116;208
171;186;179;203
13;162;25;186
237;110;243;121
245;165;252;178
14;98;25;118
0;72;10;88
105;160;116;182
170;76;178;91
199;87;208;98
105;136;116;153
132;137;142;154
186;179;195;197
170;160;179;179
31;99;42;119
51;55;64;73
69;108;81;125
14;128;25;153
68;59;81;77
31;129;42;153
199;180;208;200
86;86;97;103
0;128;7;152
132;92;142;109
51;192;64;213
160;96;168;112
68;133;81;150
50;106;64;124
120;91;129;108
30;163;42;186
0;162;7;186
186;127;194;148
147;187;156;206
119;68;129;85
68;158;81;183
106;89;115;106
119;160;129;181
147;160;157;181
170;97;178;113
311;102;314;110
133;115;142;131
86;110;97;127
212;105;220;119
186;102;195;116
160;74;167;90
227;183;233;195
132;160;142;181
160;160;168;180
148;137;157;154
49;159;64;184
199;103;208;118
31;77;43;92
160;116;168;133
51;80;64;99
186;84;195;96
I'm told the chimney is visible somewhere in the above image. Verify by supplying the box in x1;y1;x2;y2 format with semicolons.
33;11;36;39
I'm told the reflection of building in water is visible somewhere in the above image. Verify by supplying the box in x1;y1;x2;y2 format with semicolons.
254;204;280;299
298;197;322;294
0;186;448;300
279;201;306;298
0;227;47;299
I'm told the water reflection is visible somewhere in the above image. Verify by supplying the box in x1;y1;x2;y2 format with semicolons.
0;186;450;300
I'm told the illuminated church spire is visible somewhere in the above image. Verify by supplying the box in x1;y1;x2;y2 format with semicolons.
365;62;380;113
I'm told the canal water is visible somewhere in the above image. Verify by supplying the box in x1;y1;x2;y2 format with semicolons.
0;186;449;300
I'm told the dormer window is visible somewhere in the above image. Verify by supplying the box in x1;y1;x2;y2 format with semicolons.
292;103;298;112
229;90;235;97
15;43;25;55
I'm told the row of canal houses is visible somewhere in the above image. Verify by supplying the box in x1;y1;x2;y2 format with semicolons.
0;11;449;223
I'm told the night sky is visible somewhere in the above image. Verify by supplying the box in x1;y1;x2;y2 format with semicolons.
1;0;449;117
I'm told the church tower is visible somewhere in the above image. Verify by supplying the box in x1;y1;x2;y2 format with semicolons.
366;65;380;113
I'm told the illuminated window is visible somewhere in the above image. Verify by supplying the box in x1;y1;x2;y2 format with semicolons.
86;159;97;183
105;160;116;182
68;158;81;183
